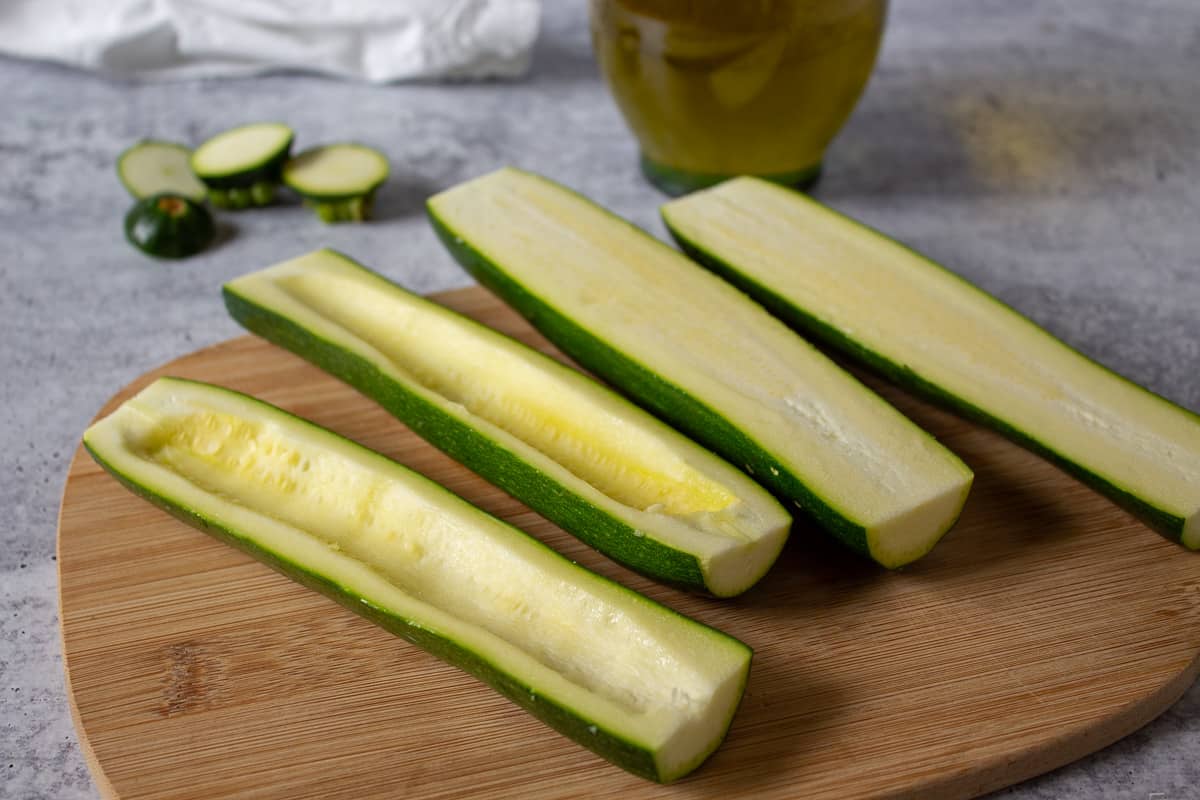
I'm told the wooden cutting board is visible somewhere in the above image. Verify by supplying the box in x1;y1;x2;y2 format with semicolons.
58;286;1200;800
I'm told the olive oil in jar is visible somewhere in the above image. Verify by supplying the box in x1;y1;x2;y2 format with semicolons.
590;0;887;194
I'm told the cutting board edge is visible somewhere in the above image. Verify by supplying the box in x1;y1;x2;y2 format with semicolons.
909;649;1200;800
58;441;122;800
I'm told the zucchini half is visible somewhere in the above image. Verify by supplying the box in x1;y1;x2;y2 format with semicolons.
662;177;1200;549
83;377;752;783
427;168;974;569
224;249;790;597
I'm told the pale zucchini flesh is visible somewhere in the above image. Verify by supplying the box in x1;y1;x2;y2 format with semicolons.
426;168;973;568
191;122;294;182
282;144;389;201
82;377;752;782
117;140;207;203
224;249;790;597
662;177;1200;549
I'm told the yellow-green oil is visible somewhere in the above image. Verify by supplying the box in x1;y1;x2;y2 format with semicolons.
591;0;887;194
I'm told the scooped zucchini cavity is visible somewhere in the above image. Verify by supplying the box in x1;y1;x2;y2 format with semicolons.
224;248;791;596
83;377;753;782
428;168;974;569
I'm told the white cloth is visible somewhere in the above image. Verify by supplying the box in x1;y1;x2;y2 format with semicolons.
0;0;541;82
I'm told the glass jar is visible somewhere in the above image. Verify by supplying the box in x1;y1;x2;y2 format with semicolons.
590;0;888;195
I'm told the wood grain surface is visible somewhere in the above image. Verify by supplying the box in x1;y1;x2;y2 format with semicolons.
58;286;1200;800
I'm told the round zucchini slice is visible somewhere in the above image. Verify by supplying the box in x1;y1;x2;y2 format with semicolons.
124;193;215;260
283;143;389;223
117;140;207;203
191;122;295;209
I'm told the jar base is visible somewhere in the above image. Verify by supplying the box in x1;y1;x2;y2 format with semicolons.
639;155;823;196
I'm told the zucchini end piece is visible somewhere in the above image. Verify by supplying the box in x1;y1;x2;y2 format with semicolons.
191;122;294;204
123;193;215;260
117;139;207;203
283;144;390;223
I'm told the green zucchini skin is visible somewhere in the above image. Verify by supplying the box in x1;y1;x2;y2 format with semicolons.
123;194;215;260
664;207;1191;545
84;378;751;783
195;152;290;191
426;211;874;558
223;282;712;592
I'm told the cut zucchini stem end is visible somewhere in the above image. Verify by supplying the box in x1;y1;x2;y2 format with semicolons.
311;193;377;223
208;181;278;210
283;143;389;224
191;122;295;211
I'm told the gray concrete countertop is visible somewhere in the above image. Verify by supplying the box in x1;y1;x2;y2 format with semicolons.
3;2;1197;797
